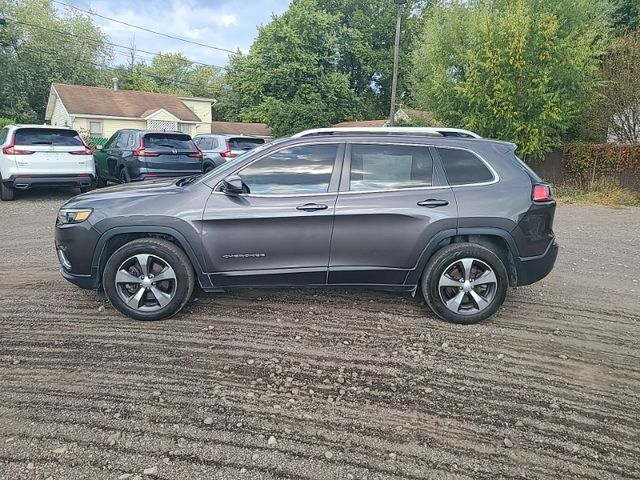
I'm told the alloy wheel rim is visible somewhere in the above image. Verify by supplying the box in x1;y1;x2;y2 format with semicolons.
438;258;497;316
115;254;177;312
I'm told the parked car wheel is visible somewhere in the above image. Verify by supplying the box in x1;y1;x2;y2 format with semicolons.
102;238;195;321
0;180;15;201
96;175;108;188
421;243;508;324
119;167;130;184
80;185;93;194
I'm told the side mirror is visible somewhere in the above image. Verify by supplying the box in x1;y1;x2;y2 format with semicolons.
222;175;244;195
96;144;103;150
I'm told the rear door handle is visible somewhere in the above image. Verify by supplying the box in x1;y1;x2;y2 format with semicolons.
417;199;449;208
296;203;328;212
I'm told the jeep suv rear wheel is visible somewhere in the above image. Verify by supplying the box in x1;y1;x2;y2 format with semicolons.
421;243;508;324
103;238;195;321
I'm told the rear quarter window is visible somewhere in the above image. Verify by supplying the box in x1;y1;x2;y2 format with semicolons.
143;133;197;151
14;128;84;146
437;147;494;185
229;137;265;150
0;127;8;145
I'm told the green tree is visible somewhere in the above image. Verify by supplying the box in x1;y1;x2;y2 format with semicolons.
315;0;428;119
221;0;361;136
612;0;639;34
0;0;111;122
111;53;223;100
411;0;611;158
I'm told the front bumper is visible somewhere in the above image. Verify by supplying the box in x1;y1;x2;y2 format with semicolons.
55;221;101;289
514;239;559;286
60;267;99;289
6;174;94;190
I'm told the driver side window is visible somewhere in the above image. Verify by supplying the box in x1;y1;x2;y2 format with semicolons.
238;144;338;196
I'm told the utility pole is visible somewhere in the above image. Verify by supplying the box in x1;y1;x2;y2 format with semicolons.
388;0;406;126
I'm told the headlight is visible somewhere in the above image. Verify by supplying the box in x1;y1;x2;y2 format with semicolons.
57;208;93;225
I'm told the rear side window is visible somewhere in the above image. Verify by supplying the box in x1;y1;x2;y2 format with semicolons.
14;128;83;146
143;133;197;152
0;127;8;145
229;137;265;150
437;147;494;185
349;144;433;192
195;137;212;150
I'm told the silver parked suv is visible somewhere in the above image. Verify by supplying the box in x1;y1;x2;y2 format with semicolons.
55;127;558;323
193;134;266;172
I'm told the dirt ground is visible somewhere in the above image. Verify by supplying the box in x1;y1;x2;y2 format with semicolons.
0;189;639;480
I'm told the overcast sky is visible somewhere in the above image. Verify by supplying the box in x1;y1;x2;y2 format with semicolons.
61;0;291;69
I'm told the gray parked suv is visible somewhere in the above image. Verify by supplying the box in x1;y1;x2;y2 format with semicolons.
55;127;558;323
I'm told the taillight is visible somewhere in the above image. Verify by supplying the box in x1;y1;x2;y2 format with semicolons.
133;147;159;157
135;138;158;157
2;145;34;155
189;143;203;159
69;147;94;155
532;184;553;202
220;142;237;159
3;132;33;155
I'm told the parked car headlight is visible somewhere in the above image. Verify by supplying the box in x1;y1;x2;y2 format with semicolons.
57;208;93;225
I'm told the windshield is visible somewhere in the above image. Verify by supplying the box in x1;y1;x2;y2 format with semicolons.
196;138;286;184
15;128;84;146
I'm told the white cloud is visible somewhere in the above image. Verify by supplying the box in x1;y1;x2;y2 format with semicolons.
218;14;237;27
75;0;290;67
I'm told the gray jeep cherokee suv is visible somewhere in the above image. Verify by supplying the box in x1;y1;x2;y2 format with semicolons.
55;128;558;324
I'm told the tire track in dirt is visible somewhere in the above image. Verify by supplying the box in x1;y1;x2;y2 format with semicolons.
1;196;639;479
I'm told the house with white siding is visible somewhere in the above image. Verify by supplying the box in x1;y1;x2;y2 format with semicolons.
45;82;214;143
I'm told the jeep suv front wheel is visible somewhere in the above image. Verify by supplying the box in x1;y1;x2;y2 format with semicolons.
103;238;195;320
421;243;508;324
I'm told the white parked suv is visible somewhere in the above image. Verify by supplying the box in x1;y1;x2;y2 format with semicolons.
0;125;95;201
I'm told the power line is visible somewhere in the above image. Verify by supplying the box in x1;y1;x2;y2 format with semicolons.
13;19;226;70
9;42;218;90
51;0;236;54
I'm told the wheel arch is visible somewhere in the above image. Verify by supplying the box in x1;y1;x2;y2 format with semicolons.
407;228;519;287
92;226;213;290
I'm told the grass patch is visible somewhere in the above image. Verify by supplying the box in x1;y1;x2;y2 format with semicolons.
555;182;640;207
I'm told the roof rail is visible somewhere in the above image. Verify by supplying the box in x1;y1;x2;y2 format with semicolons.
291;126;481;139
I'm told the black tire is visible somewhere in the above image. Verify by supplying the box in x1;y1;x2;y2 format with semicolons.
96;175;108;188
80;185;94;194
102;238;195;321
119;167;130;184
204;165;214;174
421;242;508;324
0;180;15;201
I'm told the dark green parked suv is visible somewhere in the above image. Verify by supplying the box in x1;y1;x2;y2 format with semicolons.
93;129;203;187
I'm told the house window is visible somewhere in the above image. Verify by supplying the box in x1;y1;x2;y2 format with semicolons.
89;121;103;136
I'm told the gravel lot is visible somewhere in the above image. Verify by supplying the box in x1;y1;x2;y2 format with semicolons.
1;189;639;480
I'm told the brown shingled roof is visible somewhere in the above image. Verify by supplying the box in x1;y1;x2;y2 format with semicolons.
52;83;202;122
210;121;272;137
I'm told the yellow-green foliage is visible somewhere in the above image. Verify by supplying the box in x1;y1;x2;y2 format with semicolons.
411;0;611;158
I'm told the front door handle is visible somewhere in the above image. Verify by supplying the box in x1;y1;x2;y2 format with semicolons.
296;203;328;212
417;199;449;208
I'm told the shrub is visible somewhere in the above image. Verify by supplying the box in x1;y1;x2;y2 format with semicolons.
0;117;16;129
563;143;640;187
